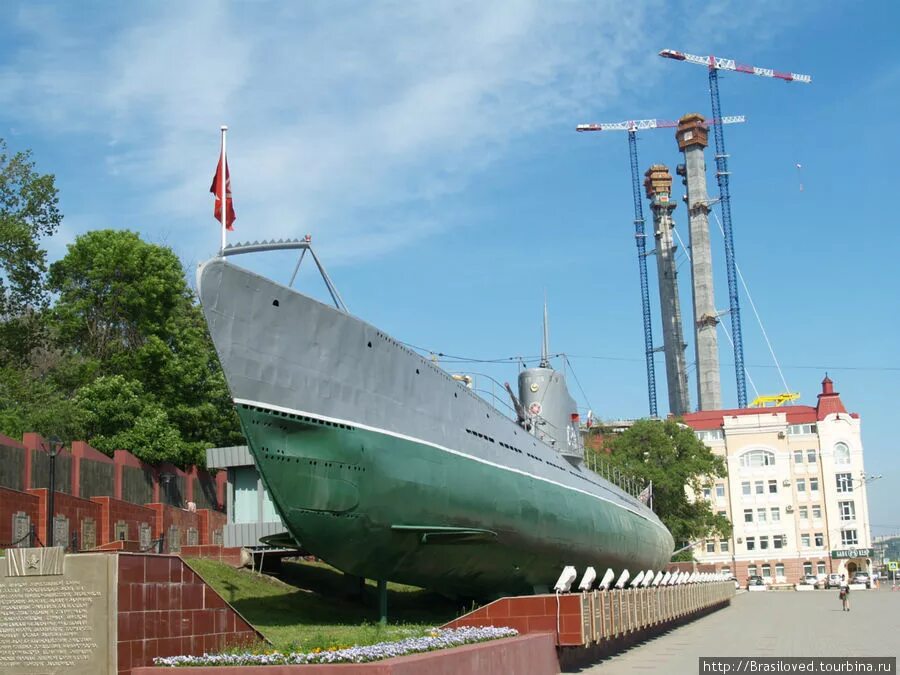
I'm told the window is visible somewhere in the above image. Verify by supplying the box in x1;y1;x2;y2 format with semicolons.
696;429;725;442
793;449;804;464
742;481;751;496
814;533;824;547
746;537;756;551
744;509;753;523
720;539;729;553
803;562;813;575
776;563;785;578
768;479;778;494
807;449;817;464
755;481;765;495
771;507;781;522
810;477;819;492
748;564;758;577
834;442;850;465
817;562;826;575
774;535;784;549
841;529;858;546
703;487;711;500
760;536;769;550
762;563;771;578
757;508;767;522
839;501;856;521
721;566;731;576
836;473;852;493
801;534;810;547
797;479;806;493
716;484;725;499
717;510;727;518
788;423;817;435
812;505;822;519
741;449;776;468
706;540;715;553
799;506;808;520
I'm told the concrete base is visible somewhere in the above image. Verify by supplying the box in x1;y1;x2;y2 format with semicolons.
748;586;767;592
794;584;815;591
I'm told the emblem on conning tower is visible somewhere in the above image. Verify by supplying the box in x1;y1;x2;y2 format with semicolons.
529;402;542;415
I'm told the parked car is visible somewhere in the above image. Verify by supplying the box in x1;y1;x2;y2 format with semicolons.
851;572;871;588
747;575;766;588
826;573;843;589
801;574;818;586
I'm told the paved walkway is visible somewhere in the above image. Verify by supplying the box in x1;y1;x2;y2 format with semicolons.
576;588;900;673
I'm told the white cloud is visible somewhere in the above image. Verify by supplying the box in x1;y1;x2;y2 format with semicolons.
0;0;804;264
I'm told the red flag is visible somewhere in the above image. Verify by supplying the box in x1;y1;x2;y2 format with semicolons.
210;151;236;230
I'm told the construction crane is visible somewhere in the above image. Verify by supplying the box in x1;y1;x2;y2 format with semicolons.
659;49;811;409
576;116;745;418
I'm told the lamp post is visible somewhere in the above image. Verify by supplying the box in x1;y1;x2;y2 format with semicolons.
851;473;881;575
46;436;62;548
159;472;175;553
160;472;175;504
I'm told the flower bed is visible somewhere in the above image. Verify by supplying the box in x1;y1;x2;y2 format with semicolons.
153;626;518;667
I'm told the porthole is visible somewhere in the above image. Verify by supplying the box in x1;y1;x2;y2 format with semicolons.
367;341;372;348
272;299;280;307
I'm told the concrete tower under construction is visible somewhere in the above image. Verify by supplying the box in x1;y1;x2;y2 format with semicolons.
644;165;690;416
676;113;722;411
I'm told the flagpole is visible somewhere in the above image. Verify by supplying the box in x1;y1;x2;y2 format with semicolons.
220;125;228;254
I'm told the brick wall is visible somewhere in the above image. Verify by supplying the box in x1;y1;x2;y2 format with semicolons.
117;554;259;674
0;487;40;548
146;503;201;553
27;488;102;550
91;496;158;548
197;509;226;545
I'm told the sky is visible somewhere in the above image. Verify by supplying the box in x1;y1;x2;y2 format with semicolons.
1;1;898;536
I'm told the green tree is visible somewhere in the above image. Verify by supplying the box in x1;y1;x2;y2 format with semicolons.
48;230;242;463
594;418;732;551
74;375;186;464
0;139;63;362
0;364;86;442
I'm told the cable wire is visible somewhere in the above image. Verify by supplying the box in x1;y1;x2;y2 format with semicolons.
710;207;791;394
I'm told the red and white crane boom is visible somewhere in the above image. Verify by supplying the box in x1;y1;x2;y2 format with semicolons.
659;49;811;84
576;116;745;133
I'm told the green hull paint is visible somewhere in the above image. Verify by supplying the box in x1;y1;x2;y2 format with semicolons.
238;403;672;598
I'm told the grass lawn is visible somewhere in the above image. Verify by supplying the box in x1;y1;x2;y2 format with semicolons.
185;557;466;652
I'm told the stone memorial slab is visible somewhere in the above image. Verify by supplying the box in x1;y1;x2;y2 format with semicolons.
114;521;128;541
11;512;30;548
139;522;151;550
53;515;69;550
167;524;181;552
81;518;96;551
0;549;116;674
213;528;223;546
186;527;199;546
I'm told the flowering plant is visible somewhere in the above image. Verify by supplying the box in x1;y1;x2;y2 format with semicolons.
153;626;517;667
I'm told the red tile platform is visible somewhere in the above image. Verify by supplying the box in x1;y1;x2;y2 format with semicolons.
131;632;559;675
117;553;260;674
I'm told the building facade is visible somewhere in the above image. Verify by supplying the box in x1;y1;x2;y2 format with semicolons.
682;377;874;583
206;445;289;549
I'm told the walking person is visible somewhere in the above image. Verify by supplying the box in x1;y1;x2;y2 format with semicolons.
839;577;850;612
